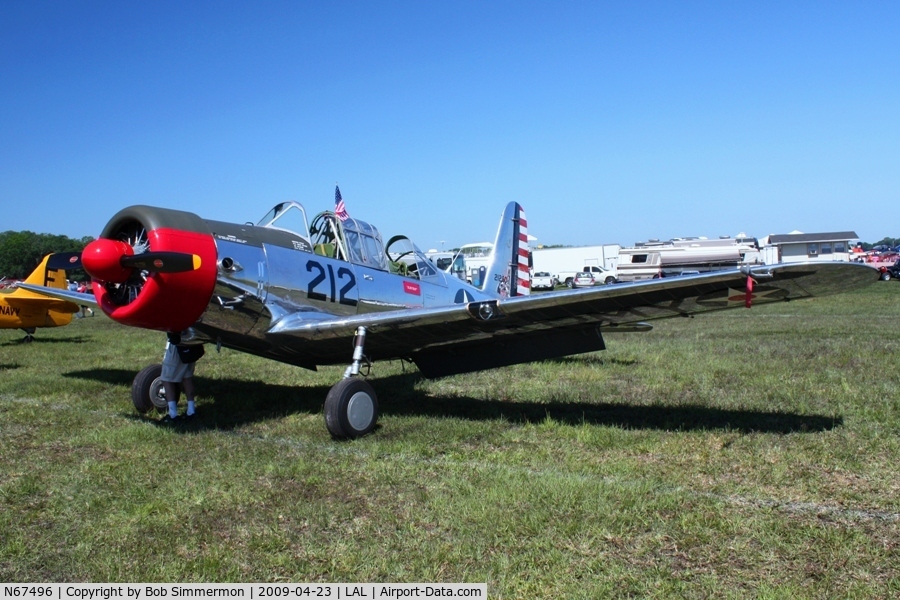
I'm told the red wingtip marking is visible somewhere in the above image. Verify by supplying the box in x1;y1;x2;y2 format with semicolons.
745;275;755;308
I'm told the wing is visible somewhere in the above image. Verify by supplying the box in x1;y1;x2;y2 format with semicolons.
15;284;99;308
267;262;878;377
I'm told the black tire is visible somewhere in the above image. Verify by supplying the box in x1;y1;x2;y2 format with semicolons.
565;278;574;288
131;364;166;414
881;271;891;281
605;276;617;285
324;378;379;439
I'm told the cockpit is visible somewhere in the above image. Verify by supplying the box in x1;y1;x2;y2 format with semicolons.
384;236;438;279
309;211;390;271
258;202;438;281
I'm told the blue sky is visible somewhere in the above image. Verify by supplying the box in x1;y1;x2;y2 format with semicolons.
2;1;898;250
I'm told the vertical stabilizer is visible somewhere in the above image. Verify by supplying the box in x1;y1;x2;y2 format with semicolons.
12;255;69;299
481;202;530;297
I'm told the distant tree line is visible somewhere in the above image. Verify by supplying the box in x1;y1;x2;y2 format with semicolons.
0;231;94;280
859;237;900;251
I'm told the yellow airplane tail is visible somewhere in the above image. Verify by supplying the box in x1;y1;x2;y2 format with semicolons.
24;254;68;287
1;254;81;334
5;254;80;313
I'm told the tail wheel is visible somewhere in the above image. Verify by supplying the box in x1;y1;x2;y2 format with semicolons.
324;378;379;439
131;364;167;414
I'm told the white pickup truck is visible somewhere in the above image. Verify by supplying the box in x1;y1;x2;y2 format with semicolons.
531;271;556;291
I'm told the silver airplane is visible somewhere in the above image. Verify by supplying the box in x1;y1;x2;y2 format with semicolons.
23;199;878;438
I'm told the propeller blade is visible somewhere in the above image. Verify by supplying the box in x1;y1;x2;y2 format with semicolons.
121;252;201;273
47;252;84;270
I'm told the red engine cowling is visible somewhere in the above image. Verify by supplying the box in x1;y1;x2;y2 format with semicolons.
83;206;219;332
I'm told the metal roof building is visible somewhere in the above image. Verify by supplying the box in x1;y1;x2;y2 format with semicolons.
761;231;859;264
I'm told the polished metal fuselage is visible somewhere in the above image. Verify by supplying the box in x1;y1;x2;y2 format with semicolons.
191;220;493;368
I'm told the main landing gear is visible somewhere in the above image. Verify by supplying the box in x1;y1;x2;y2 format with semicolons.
127;328;380;439
325;326;379;439
131;364;168;414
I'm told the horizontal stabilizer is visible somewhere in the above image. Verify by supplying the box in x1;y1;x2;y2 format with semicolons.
16;283;99;308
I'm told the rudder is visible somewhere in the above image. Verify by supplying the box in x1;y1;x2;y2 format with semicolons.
23;254;68;289
11;255;71;300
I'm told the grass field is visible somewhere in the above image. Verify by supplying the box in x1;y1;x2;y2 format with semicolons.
1;281;898;598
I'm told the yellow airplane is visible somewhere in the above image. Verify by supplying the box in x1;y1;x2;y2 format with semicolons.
0;253;83;342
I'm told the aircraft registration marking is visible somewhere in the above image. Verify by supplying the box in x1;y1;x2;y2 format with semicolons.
305;259;357;306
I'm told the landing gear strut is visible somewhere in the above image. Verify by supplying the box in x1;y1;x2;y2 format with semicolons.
324;326;379;439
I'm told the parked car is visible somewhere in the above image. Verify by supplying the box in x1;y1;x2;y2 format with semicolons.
583;265;618;285
571;272;595;288
878;261;900;281
531;271;556;291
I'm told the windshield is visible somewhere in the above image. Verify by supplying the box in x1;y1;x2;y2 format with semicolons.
386;236;439;280
342;218;388;270
258;202;311;239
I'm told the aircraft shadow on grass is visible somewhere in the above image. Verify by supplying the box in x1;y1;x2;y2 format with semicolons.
63;368;842;436
1;336;91;347
546;355;639;367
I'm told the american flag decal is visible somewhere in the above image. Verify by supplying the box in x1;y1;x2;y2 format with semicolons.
515;205;530;296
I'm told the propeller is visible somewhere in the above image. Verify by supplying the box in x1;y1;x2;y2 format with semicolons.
82;238;202;284
120;252;202;273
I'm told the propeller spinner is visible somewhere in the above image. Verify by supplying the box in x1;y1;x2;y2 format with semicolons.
82;238;201;284
80;207;219;332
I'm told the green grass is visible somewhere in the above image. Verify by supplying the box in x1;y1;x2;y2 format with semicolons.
1;283;899;598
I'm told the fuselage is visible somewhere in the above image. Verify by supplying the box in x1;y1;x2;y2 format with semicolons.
0;296;74;329
83;203;494;369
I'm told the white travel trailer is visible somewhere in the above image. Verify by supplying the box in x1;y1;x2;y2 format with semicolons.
617;235;760;282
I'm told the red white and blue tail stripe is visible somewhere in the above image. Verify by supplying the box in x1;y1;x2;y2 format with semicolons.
514;207;530;296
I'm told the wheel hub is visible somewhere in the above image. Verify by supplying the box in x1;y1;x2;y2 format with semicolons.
346;391;375;431
150;377;167;410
